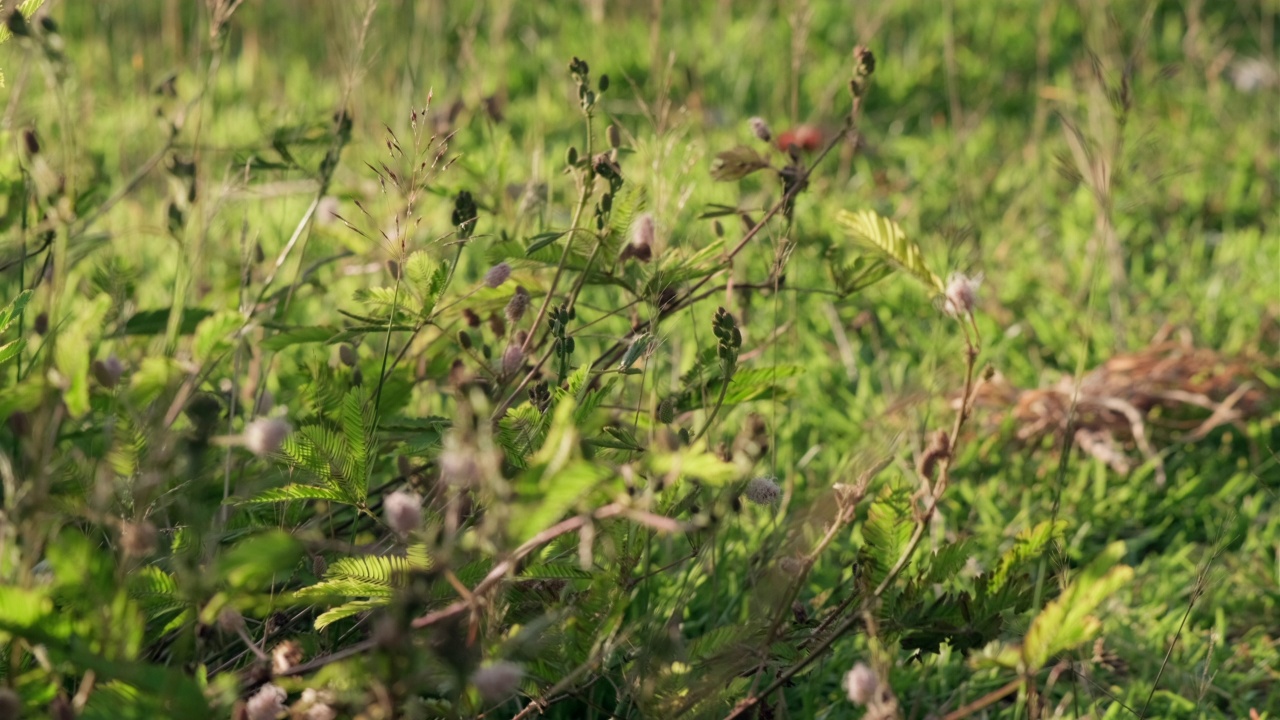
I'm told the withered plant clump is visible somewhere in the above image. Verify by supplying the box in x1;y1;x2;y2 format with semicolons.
966;335;1274;484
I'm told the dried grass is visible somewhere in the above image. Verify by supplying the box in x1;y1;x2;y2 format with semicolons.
964;333;1275;485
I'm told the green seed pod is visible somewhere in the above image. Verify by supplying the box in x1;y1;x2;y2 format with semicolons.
598;74;610;92
657;397;676;424
566;146;579;166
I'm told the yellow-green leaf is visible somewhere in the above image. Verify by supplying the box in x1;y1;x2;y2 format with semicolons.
1022;541;1133;671
837;209;944;293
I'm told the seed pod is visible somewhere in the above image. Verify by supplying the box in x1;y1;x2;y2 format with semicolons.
657;397;676;424
339;344;358;367
606;123;621;149
22;129;39;156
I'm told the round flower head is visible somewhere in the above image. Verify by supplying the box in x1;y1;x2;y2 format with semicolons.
246;683;287;720
748;116;772;142
92;355;125;388
501;342;525;376
484;262;512;288
384;489;423;536
621;213;654;263
743;475;781;505
942;272;982;318
844;662;878;705
243;418;291;456
505;285;531;324
471;660;523;703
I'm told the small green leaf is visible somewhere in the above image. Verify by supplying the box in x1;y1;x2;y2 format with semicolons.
192;311;242;363
231;484;349;505
526;231;566;255
1022;541;1133;671
124;308;214;336
315;599;388;630
216;530;305;591
0;289;32;333
261;326;337;351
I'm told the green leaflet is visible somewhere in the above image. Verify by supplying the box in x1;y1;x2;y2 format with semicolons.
837;209;944;293
1022;541;1133;671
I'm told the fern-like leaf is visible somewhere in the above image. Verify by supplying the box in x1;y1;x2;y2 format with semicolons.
837;209;944;292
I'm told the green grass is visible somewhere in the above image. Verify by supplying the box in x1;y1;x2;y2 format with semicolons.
1;1;1277;718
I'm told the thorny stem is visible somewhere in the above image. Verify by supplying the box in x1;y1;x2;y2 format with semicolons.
279;502;687;678
372;274;403;416
690;366;732;443
521;109;595;356
590;123;852;373
722;319;982;720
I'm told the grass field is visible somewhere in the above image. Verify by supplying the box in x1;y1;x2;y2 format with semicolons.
1;1;1278;718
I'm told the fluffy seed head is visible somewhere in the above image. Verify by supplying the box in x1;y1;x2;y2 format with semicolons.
622;213;655;263
243;418;291;456
246;683;287;720
306;705;337;720
942;272;982;318
272;640;303;675
844;662;879;705
505;285;531;324
484;262;512;288
501;342;525;376
472;661;523;703
384;489;423;536
748;117;772;142
743;476;781;505
120;521;158;558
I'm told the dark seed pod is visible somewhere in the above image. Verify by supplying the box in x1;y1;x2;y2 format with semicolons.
22;129;39;156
